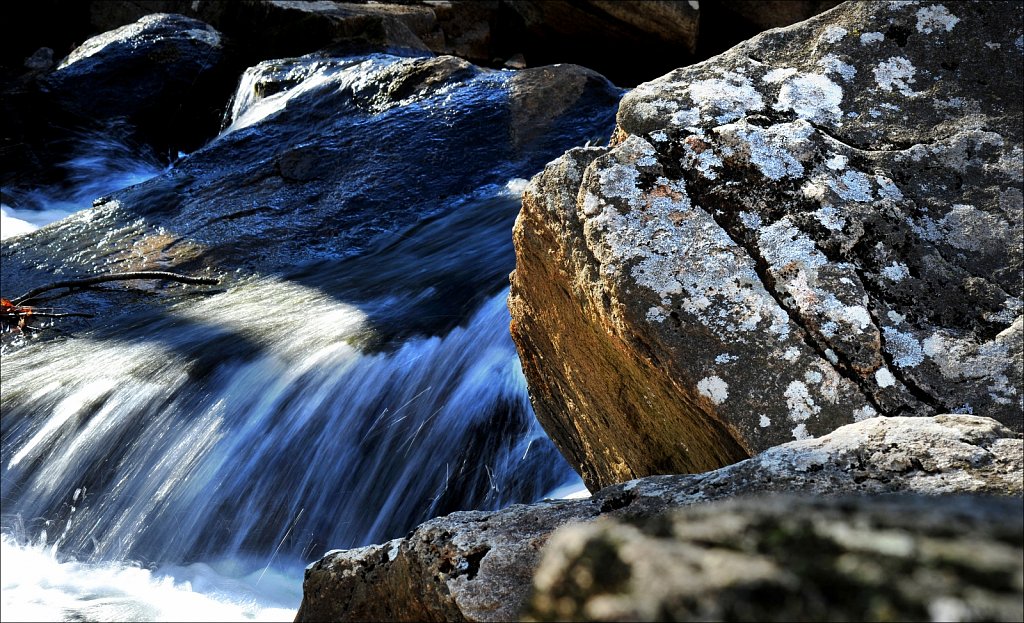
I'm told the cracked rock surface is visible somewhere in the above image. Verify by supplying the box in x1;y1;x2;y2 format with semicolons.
295;415;1023;621
508;0;1024;490
524;494;1024;622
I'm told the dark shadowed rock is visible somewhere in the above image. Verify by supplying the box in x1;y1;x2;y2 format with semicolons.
509;0;1024;490
502;1;700;86
524;494;1024;622
295;414;1023;621
41;13;228;154
2;12;230;196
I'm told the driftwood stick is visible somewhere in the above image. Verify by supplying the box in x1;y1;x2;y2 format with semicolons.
12;271;220;305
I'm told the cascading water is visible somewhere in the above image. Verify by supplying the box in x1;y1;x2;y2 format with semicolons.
1;177;583;620
1;39;620;619
0;127;165;240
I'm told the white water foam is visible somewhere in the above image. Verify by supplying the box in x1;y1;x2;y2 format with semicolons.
0;535;299;622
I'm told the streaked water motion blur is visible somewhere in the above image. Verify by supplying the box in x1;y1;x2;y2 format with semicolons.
1;174;583;620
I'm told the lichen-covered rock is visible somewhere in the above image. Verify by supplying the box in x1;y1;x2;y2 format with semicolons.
295;414;1023;621
524;494;1024;622
509;0;1024;490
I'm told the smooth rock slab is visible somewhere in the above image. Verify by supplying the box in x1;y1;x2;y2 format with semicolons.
296;415;1024;622
509;0;1024;490
524;494;1024;622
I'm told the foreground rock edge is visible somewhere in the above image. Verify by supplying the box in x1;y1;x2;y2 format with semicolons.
296;414;1024;622
525;493;1024;622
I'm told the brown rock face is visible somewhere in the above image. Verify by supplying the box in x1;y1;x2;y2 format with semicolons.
509;0;1024;491
296;414;1024;621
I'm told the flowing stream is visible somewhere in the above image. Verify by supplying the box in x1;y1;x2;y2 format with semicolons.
1;143;584;620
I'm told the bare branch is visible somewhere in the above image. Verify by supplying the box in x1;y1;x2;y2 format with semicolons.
12;271;220;305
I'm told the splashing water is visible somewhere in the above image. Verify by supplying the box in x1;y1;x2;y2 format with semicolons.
1;175;583;620
1;130;164;240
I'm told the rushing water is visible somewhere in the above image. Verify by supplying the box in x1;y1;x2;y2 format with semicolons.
0;130;165;241
1;149;584;619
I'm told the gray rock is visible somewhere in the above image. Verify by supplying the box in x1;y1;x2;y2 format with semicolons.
509;0;1024;490
525;494;1024;622
295;414;1024;621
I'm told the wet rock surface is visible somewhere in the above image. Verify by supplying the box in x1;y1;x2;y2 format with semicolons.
509;0;1024;490
295;414;1024;621
525;494;1024;622
1;53;619;341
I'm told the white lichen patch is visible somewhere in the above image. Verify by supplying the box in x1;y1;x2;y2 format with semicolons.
582;137;792;341
818;54;857;82
875;175;904;200
681;139;724;180
763;67;798;84
825;154;848;170
938;205;1010;252
828;170;874;202
697;376;729;405
822;25;848;43
718;120;815;181
883;326;925;368
758;220;827;279
814;204;846;231
785;381;819;420
688;72;765;124
759;414;772;428
783;347;801;362
873;57;918;96
842;305;873;330
646;306;667;322
880;262;910;281
715;353;738;364
739;211;762;230
774;73;844;123
853;405;879;421
922;319;1021;406
916;4;960;34
801;180;829;201
875;367;897;388
670;107;701;127
860;32;885;45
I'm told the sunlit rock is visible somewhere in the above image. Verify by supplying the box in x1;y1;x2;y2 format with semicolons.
296;414;1023;621
509;0;1024;490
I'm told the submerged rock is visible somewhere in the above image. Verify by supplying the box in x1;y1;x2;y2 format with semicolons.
295;414;1023;621
525;494;1024;622
509;0;1024;490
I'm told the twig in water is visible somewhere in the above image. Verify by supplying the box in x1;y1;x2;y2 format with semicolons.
12;271;220;305
257;507;304;587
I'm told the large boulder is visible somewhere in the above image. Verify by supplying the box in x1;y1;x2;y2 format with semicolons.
525;494;1024;622
295;414;1023;621
509;0;1024;490
2;13;229;197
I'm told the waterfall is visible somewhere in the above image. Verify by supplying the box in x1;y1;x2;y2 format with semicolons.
1;179;582;619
